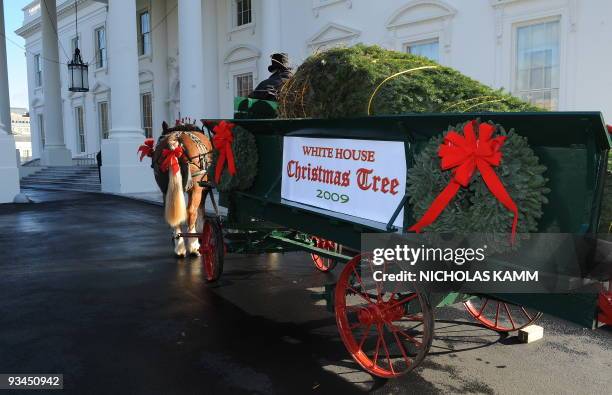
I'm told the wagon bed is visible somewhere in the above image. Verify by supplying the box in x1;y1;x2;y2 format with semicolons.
200;111;611;377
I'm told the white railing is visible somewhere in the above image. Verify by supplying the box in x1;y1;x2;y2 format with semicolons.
73;152;97;166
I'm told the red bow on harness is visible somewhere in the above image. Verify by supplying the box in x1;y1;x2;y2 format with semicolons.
213;121;237;183
409;120;519;243
160;146;184;175
137;138;155;161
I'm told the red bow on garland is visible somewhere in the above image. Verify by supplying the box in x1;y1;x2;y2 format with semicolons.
212;121;237;183
409;120;519;243
137;138;155;161
160;146;184;175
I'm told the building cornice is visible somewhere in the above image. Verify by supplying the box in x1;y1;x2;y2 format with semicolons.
312;0;352;18
488;0;528;8
15;0;95;38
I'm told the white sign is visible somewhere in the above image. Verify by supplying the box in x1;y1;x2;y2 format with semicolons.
281;136;407;227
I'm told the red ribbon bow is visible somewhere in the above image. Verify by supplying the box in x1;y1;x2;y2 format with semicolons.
160;146;184;175
409;120;519;243
137;138;155;161
213;121;237;183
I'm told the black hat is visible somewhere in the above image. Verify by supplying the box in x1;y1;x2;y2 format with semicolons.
268;53;291;72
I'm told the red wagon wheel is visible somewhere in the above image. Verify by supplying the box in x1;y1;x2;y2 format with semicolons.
199;218;224;282
335;254;434;378
310;237;339;272
464;296;543;332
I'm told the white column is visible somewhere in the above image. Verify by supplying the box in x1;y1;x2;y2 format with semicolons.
258;0;282;82
101;0;156;193
40;0;71;166
0;0;11;129
202;0;219;117
0;0;19;202
178;0;205;119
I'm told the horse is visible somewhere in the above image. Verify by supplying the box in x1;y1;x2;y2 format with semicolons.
151;121;213;257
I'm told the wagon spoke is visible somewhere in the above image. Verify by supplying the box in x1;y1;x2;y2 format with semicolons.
347;286;374;304
350;322;364;330
503;303;516;329
520;306;533;321
388;323;423;347
381;293;418;314
373;335;382;367
494;302;500;327
403;314;424;322
359;324;373;349
367;257;383;303
377;325;395;375
392;330;412;369
380;259;391;302
477;298;489;317
351;266;369;298
385;271;403;303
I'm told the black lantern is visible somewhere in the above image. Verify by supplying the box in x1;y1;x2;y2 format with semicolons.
68;0;88;93
68;47;89;92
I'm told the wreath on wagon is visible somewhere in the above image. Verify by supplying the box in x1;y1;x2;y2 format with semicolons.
407;119;550;253
208;121;258;192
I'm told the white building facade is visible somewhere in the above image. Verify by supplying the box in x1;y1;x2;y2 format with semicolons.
15;0;612;193
10;107;32;161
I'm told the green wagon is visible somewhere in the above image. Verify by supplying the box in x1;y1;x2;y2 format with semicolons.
199;109;611;378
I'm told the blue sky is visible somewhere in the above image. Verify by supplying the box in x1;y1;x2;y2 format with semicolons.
4;0;32;109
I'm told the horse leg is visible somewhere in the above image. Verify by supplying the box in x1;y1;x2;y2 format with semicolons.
186;185;204;256
173;226;187;257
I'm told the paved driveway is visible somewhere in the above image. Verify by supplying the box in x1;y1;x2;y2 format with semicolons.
0;189;610;394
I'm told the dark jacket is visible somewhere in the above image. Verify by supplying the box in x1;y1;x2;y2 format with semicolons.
249;70;292;101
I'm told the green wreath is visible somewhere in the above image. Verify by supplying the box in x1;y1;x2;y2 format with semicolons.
407;120;550;252
211;125;258;192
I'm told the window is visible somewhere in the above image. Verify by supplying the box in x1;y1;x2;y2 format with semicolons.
236;0;252;26
515;20;560;110
75;106;85;153
138;11;151;56
234;73;253;98
406;39;440;62
38;114;45;148
141;93;152;138
95;27;106;68
98;101;109;140
34;54;42;87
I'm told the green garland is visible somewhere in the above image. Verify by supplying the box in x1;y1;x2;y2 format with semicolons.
211;125;258;192
407;120;550;252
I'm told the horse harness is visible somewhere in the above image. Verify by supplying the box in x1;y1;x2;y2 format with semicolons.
156;130;213;191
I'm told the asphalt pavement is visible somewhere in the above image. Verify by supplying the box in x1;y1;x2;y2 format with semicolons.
0;189;610;394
